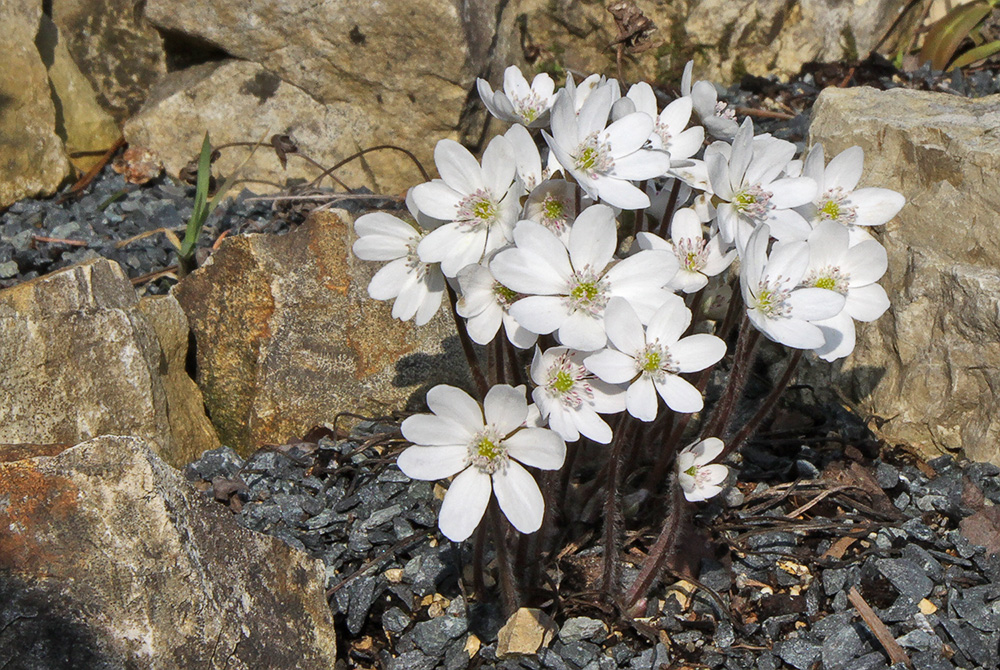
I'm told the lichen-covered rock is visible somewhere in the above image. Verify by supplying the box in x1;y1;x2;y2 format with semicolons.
808;86;1000;466
0;435;337;668
0;0;71;207
124;60;387;194
0;259;217;467
140;0;523;193
174;209;468;455
50;0;167;122
36;14;121;171
515;0;908;86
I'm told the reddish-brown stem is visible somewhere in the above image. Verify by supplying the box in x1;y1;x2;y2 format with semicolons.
657;179;683;238
724;349;803;457
489;504;519;615
602;418;635;602
623;473;688;609
446;283;489;399
700;315;760;442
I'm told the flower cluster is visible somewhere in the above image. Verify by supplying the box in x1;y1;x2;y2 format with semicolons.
353;63;904;543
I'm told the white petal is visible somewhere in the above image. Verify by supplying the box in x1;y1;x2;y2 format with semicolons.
669;208;703;242
397;445;470;480
700;463;729;486
355;212;419;239
482;135;517;197
509;296;571;335
493;461;545;534
845;283;889;322
438;467;492;541
368;258;409;300
490;247;568;295
626;375;659;422
402;414;472;446
593;176;651;210
765;240;809;288
788;287;845;321
668;126;704;160
842;240;887;286
753;314;825;349
354;234;409;261
611;150;671;181
812;311;855;361
644;294;691;345
465;303;503;344
557;310;607;351
806;220;849;271
848;188;906;227
603;297;646;355
653;375;704;413
505;428;567;469
572;407;614;444
670;334;727;372
412;181;463;221
585;349;638;384
825;146;864;192
604;113;654;155
427;385;484;429
768;177;817;209
484;384;528;435
688;437;724;464
569;205;617;270
765;208;812;243
435;139;484;194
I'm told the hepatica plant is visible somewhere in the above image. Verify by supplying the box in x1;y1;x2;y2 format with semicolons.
352;63;905;614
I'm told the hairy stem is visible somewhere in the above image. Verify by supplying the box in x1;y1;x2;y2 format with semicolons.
446;283;489;399
724;349;803;457
701;314;759;442
602;419;634;602
624;473;689;609
490;504;519;615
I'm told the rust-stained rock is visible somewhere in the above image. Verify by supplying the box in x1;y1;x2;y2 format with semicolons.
174;209;467;455
0;435;337;667
807;87;1000;466
0;259;216;467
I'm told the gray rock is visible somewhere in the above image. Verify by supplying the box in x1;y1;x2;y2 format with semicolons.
775;637;822;670
558;617;606;643
409;615;469;656
558;640;601;667
896;629;941;652
382;606;411;635
875;462;900;489
877;559;934;601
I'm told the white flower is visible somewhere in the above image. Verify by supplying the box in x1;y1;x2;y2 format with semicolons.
681;61;739;141
522;179;592;246
352;192;446;325
413;136;523;277
677;437;728;502
398;384;566;542
544;85;671;209
456;262;537;349
477;65;557;128
799;144;906;242
801;220;890;361
706;118;817;250
530;346;626;444
490;205;678;351
564;73;621;113
619;82;705;160
505;124;551;192
635;208;735;294
585;297;726;422
740;224;846;350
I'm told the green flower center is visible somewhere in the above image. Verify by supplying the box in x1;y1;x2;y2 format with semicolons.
493;282;518;306
552;370;575;394
813;276;837;291
641;351;662;373
476;436;502;461
685;465;697;477
571;281;600;302
472;199;497;220
820;200;840;219
544;198;565;221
